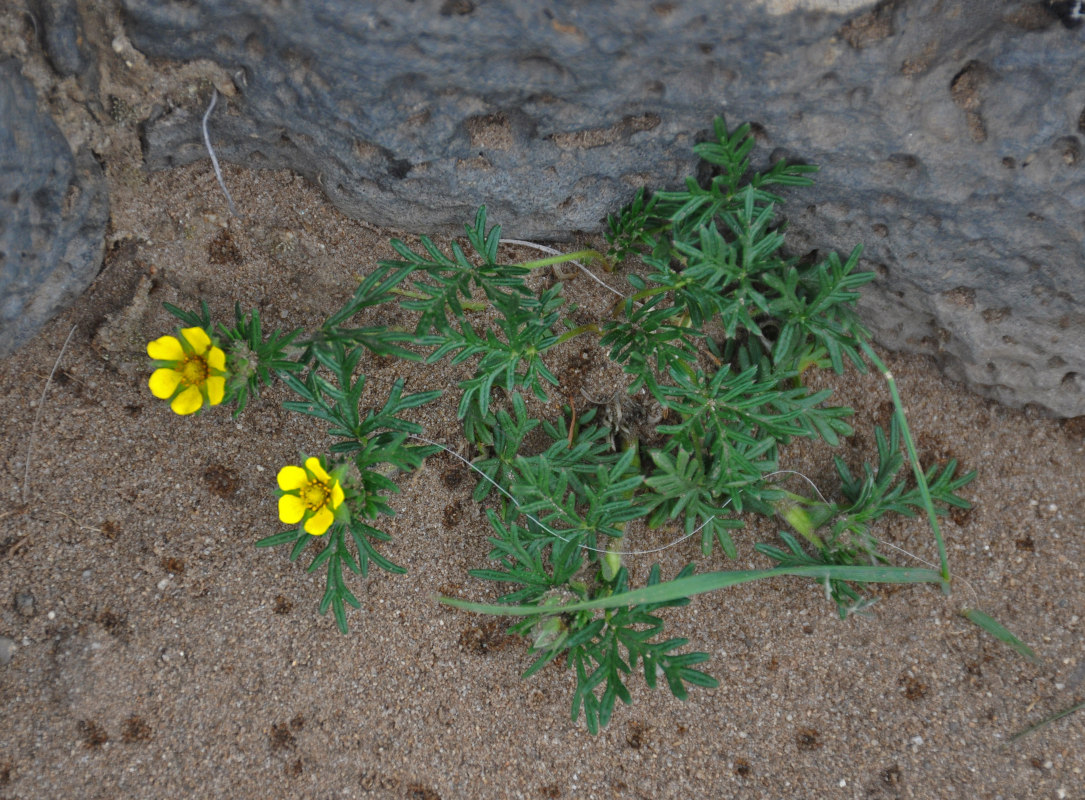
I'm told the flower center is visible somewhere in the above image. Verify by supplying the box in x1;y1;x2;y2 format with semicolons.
179;354;209;387
301;480;330;511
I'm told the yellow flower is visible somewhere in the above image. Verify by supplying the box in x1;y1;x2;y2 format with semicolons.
277;457;346;536
147;327;227;415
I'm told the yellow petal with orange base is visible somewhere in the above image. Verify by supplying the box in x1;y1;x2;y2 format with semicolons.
147;335;184;361
304;457;331;483
170;386;204;415
304;506;334;535
149;367;183;398
278;493;306;524
206;375;226;405
277;465;308;491
180;326;212;354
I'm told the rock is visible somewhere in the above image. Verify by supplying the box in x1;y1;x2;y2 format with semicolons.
3;0;1082;414
116;0;1085;415
28;0;96;80
0;636;15;666
0;58;109;358
15;591;35;618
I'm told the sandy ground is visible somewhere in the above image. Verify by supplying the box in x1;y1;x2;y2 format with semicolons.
1;10;1084;792
0;148;1082;800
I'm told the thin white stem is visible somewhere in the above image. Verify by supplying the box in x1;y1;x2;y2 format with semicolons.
500;238;627;299
411;443;955;573
24;325;76;503
410;434;721;556
763;469;831;504
878;540;980;607
202;89;241;217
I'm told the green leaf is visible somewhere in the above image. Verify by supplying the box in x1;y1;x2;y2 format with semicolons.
256;529;305;548
960;608;1038;663
442;564;944;616
1010;699;1085;742
163;300;212;329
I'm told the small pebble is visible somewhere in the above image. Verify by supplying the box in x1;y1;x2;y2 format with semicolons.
15;591;35;617
0;637;15;666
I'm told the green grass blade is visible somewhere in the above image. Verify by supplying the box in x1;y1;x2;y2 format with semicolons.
439;565;943;616
960;608;1038;662
1010;699;1085;742
859;340;951;589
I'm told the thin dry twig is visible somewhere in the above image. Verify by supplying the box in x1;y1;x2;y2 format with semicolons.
1;534;31;561
202;88;241;218
23;325;77;504
0;506;31;561
500;239;626;299
1010;698;1085;742
55;510;107;535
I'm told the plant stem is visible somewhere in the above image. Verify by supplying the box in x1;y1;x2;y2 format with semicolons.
390;286;487;311
628;285;673;304
517;249;610;272
859;340;951;591
555;323;600;345
1010;699;1085;742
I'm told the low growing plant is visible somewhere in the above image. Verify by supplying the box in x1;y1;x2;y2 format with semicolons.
148;117;1030;733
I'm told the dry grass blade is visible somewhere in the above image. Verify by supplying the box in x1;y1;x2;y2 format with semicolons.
23;325;76;503
1010;699;1085;742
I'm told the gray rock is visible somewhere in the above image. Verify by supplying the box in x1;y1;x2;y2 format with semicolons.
118;0;1085;416
0;58;109;358
28;0;95;80
15;591;35;618
0;636;14;666
125;0;749;237
1;0;1078;414
779;2;1085;417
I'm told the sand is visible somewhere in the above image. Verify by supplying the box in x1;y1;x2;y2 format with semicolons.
1;21;1084;796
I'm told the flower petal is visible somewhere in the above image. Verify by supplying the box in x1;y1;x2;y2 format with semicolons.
305;457;331;484
278;493;306;524
149;367;183;399
180;327;212;355
207;345;226;372
277;465;308;491
305;506;334;535
170;386;203;415
206;375;226;406
147;335;184;361
330;480;345;510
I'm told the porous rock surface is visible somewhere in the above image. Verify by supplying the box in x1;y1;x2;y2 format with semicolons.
4;0;1084;415
122;0;1085;416
0;55;108;358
